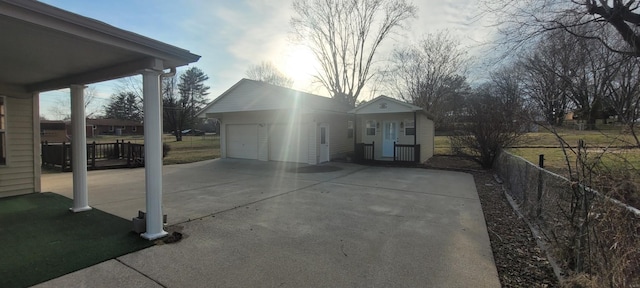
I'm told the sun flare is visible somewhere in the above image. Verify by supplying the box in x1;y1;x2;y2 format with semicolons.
282;45;318;88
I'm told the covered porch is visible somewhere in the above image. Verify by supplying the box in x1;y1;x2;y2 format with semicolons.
350;95;435;164
0;0;199;239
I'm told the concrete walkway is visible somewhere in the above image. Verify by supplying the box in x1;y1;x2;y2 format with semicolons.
37;159;500;287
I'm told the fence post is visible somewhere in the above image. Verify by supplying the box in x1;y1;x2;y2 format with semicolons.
91;141;96;168
61;142;67;172
393;142;396;161
536;154;544;218
41;141;47;166
127;141;132;167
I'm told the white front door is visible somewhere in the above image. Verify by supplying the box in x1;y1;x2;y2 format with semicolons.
382;121;397;157
319;123;330;163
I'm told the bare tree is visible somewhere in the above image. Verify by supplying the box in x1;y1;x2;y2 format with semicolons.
48;86;100;120
449;80;529;168
484;0;640;57
519;31;574;126
603;54;640;146
246;61;294;88
386;31;469;129
290;0;417;107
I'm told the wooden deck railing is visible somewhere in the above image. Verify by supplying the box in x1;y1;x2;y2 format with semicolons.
41;140;145;172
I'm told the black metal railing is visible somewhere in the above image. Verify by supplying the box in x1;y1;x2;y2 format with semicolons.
394;142;420;163
355;142;375;162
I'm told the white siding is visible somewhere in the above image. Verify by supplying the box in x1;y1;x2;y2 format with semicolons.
418;114;434;162
0;96;35;197
268;124;308;163
217;110;353;164
357;112;415;160
313;113;354;161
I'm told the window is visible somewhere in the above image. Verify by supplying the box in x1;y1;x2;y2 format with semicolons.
404;119;415;136
0;96;6;165
320;127;327;144
109;125;114;132
366;120;376;136
347;121;353;138
132;126;137;132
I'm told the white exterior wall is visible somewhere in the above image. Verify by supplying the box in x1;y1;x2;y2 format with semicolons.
357;112;415;160
307;121;317;165
0;95;37;197
418;113;435;162
219;110;315;164
217;110;353;164
313;112;354;161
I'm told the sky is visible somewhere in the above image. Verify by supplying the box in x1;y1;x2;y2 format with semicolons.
39;0;498;120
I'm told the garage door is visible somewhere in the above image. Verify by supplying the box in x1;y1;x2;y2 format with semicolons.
226;124;258;159
269;124;308;163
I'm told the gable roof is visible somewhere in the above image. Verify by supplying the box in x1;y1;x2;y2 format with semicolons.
350;95;433;119
197;79;352;117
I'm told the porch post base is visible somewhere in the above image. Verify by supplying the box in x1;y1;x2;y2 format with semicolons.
69;206;92;213
141;230;168;241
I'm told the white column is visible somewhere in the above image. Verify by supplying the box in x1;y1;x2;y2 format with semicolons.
141;69;168;240
70;84;91;212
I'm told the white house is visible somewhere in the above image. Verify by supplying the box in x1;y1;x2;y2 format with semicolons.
198;79;354;164
0;0;199;239
351;95;434;163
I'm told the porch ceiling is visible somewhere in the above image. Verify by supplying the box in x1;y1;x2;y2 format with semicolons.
0;0;200;94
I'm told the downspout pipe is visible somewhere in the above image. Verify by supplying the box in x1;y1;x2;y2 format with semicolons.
160;67;176;78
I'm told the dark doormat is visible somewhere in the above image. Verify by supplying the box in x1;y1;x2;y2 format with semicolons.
0;192;154;288
289;165;343;173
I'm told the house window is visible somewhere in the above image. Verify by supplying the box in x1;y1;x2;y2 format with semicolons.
404;119;415;136
347;121;353;138
366;120;376;136
109;125;114;132
0;96;6;165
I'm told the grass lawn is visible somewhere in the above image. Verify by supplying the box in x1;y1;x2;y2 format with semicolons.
88;134;220;165
0;193;153;288
434;128;640;173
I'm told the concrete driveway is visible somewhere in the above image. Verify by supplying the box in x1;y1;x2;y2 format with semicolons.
38;159;500;287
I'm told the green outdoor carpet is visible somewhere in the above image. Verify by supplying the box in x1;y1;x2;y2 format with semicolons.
0;192;154;288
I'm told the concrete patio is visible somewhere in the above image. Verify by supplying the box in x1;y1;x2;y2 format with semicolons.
37;159;500;287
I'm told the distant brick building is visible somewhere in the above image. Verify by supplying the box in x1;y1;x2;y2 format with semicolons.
40;120;68;143
82;119;144;136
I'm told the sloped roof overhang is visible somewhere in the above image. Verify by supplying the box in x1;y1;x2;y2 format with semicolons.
0;0;200;95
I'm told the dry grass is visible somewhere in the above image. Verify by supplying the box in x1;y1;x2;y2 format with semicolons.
88;134;220;165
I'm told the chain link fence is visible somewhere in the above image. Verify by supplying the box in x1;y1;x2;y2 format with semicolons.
494;150;640;287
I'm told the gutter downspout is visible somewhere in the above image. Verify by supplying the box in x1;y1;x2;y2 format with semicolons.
160;67;176;78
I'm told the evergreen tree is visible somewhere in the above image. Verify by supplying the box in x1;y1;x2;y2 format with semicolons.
164;66;210;141
104;92;142;121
